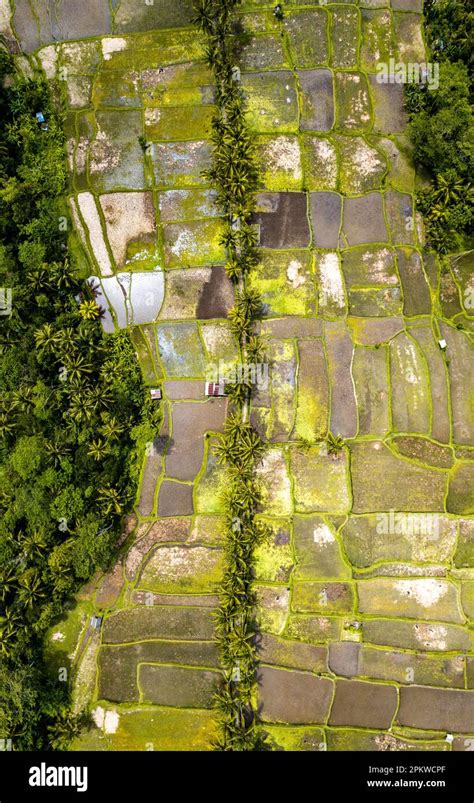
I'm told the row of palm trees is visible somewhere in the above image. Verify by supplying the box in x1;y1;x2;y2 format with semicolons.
193;0;269;751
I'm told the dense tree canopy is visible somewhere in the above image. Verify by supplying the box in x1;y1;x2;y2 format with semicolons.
404;1;473;253
0;51;158;748
425;0;473;79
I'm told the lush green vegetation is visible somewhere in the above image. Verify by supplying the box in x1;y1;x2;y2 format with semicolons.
193;0;269;751
0;52;158;749
424;0;473;77
405;0;473;253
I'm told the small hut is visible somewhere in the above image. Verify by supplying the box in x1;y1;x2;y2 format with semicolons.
205;381;227;397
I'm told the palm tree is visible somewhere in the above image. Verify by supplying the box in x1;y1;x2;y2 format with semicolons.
225;259;241;282
57;326;78;352
17;571;45;609
79;299;102;321
240;288;262;319
0;411;16;438
0;565;18;603
237;223;258;251
432;174;465;205
45;439;71;466
0;623;18;657
87;438;110;461
89;384;113;411
326;432;345;455
226;481;260;517
63;353;94;383
101;415;124;441
220;228;239;252
99;363;119;385
47;710;82;751
27;267;51;291
246;334;266;363
34;323;61;352
0;608;26;653
66;393;95;424
97;486;123;516
51;258;76;290
11;385;34;411
237;428;264;466
17;531;48;561
224;378;252;407
228;305;247;338
77;318;101;346
192;0;215;31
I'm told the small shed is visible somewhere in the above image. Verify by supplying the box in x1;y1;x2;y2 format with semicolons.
90;615;103;630
150;388;162;400
205;381;227;397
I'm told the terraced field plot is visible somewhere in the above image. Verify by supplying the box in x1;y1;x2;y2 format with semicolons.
5;0;473;751
238;0;474;751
